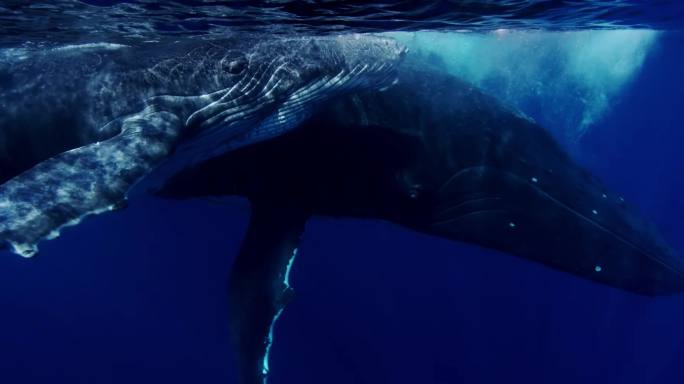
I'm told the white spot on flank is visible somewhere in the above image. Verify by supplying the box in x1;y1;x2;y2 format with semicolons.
602;193;608;199
594;265;603;272
531;177;538;183
592;209;598;215
509;222;516;228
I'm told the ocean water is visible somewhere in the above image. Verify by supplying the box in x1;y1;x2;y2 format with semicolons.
1;2;684;384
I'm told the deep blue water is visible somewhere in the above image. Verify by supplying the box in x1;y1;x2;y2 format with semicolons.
2;2;684;384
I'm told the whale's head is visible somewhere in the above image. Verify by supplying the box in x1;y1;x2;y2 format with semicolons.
158;34;406;169
207;34;406;94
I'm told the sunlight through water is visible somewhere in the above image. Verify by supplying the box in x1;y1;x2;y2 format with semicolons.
389;30;659;142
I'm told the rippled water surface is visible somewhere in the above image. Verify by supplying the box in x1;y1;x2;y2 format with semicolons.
2;0;684;46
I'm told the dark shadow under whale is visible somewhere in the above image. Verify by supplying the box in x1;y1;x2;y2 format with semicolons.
158;63;684;383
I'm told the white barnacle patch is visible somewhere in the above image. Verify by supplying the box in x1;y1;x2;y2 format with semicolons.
594;265;603;272
592;209;598;215
46;230;61;240
602;193;608;199
531;177;539;183
509;222;516;228
9;242;38;258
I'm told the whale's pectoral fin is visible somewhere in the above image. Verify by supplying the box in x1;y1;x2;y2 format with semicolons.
0;110;182;257
228;200;309;384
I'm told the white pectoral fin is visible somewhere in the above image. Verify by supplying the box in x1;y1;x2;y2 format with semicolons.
0;111;182;257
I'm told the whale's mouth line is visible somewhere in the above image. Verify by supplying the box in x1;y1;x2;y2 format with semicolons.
431;165;682;276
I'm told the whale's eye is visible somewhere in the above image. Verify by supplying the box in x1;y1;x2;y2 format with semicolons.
223;57;247;75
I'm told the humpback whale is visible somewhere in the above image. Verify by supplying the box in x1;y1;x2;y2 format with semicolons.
159;62;684;383
0;34;405;257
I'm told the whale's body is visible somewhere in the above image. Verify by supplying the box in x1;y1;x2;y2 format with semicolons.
159;61;684;383
1;41;682;384
0;35;405;256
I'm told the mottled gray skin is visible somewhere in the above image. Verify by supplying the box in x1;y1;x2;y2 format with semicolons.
0;40;242;181
0;36;404;183
0;34;405;256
